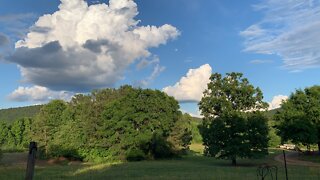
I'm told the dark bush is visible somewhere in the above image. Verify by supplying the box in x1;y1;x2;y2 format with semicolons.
48;145;83;161
126;148;146;161
150;134;175;159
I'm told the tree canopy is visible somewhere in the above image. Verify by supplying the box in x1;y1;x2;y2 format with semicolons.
30;86;192;162
199;72;269;165
275;85;320;151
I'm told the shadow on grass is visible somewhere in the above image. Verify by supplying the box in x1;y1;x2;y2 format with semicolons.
66;153;277;180
3;150;316;180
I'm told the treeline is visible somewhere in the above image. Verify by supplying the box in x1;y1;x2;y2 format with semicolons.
274;85;320;151
1;73;318;165
0;105;42;123
0;118;32;151
1;86;193;162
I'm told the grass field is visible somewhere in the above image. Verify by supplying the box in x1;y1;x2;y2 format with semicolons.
1;145;320;180
297;153;320;164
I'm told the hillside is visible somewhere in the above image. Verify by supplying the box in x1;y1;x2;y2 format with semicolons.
265;108;281;118
0;105;42;123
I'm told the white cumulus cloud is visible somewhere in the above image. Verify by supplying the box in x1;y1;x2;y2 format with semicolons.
163;64;212;102
241;0;320;71
268;95;288;110
8;0;179;92
8;86;74;103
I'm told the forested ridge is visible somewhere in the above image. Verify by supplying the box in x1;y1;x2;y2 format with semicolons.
0;105;42;123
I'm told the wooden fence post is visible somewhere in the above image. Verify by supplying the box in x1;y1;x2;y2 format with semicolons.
25;142;37;180
283;150;288;180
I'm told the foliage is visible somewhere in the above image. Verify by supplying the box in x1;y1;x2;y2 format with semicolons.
274;85;320;151
32;100;67;157
199;72;269;165
0;105;42;124
31;86;190;162
246;112;269;158
199;72;268;118
267;118;281;147
168;113;193;152
190;117;203;143
126;148;146;161
0;118;32;151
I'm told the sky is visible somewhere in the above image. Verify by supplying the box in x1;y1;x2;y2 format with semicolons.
1;0;320;117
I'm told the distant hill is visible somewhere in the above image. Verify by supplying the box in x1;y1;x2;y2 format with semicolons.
0;105;42;123
265;108;281;118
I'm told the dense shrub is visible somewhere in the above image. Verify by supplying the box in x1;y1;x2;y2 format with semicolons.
126;148;146;161
31;86;192;162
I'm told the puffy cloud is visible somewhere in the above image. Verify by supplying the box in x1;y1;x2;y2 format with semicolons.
0;33;9;46
268;95;288;110
8;86;74;103
8;0;179;92
163;64;212;102
241;0;320;70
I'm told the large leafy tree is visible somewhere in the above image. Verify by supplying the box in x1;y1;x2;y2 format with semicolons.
32;100;67;156
199;72;269;165
100;88;181;160
0;122;10;146
39;86;189;162
275;86;320;152
168;113;193;151
10;118;32;148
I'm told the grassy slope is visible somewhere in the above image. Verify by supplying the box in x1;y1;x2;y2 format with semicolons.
190;117;202;143
0;105;42;123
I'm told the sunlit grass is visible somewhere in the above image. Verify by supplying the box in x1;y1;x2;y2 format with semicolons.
72;161;122;176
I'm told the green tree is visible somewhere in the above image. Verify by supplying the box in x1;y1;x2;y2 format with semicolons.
275;86;320;152
32;100;67;157
246;112;269;157
10;118;32;149
100;87;181;160
30;86;190;162
168;113;192;152
11;119;25;148
0;121;16;149
0;121;10;145
22;118;32;148
199;72;269;165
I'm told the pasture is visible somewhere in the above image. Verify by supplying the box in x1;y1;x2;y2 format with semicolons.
1;145;319;180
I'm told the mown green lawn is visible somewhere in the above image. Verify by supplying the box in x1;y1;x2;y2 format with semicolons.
0;148;320;180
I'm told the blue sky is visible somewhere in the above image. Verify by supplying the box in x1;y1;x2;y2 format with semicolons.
0;0;320;116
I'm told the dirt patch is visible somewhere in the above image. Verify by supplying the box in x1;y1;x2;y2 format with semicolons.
274;151;320;167
0;153;82;167
0;152;28;166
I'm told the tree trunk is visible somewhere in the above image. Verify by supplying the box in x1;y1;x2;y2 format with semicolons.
232;157;237;166
318;141;320;155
